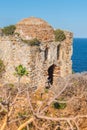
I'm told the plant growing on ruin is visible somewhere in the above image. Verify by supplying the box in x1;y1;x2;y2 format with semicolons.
22;38;40;46
0;59;5;76
54;29;66;42
2;25;16;36
29;38;40;46
14;65;28;91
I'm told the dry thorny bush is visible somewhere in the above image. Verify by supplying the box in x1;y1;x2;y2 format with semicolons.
0;73;87;130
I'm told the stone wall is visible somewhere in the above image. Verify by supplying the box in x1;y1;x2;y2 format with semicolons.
0;31;73;88
16;17;55;42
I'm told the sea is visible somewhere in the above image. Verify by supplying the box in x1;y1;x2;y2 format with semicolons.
72;38;87;72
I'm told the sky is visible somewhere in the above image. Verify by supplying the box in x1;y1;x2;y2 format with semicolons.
0;0;87;38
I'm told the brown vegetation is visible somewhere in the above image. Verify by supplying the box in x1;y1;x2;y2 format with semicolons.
0;73;87;130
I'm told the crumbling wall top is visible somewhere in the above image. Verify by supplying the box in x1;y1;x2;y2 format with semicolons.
16;17;55;42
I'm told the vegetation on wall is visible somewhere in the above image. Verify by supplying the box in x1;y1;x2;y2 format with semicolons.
54;29;66;42
14;65;28;91
0;59;5;76
22;38;40;46
15;65;28;78
2;25;16;36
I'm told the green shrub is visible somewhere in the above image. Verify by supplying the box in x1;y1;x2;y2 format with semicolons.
14;65;28;89
8;83;15;89
44;88;49;93
2;25;16;36
22;38;40;46
53;102;66;109
54;29;66;42
18;111;28;119
0;59;5;76
15;64;28;77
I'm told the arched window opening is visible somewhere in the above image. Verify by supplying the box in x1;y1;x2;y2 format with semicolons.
57;45;60;59
44;48;48;61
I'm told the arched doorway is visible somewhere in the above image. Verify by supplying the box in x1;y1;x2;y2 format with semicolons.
48;64;56;85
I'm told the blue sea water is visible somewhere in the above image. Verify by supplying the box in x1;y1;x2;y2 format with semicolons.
72;38;87;72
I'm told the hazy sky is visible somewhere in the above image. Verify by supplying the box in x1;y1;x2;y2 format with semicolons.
0;0;87;38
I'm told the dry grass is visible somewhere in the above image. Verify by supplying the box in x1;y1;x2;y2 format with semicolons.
0;73;87;130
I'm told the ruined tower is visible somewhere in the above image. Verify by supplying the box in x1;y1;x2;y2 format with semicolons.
0;17;73;87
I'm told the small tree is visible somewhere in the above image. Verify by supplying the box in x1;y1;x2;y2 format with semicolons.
14;65;28;91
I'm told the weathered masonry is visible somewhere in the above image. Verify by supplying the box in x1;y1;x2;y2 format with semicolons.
0;17;73;87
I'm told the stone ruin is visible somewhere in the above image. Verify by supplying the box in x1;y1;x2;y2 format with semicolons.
0;17;73;87
16;17;55;42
